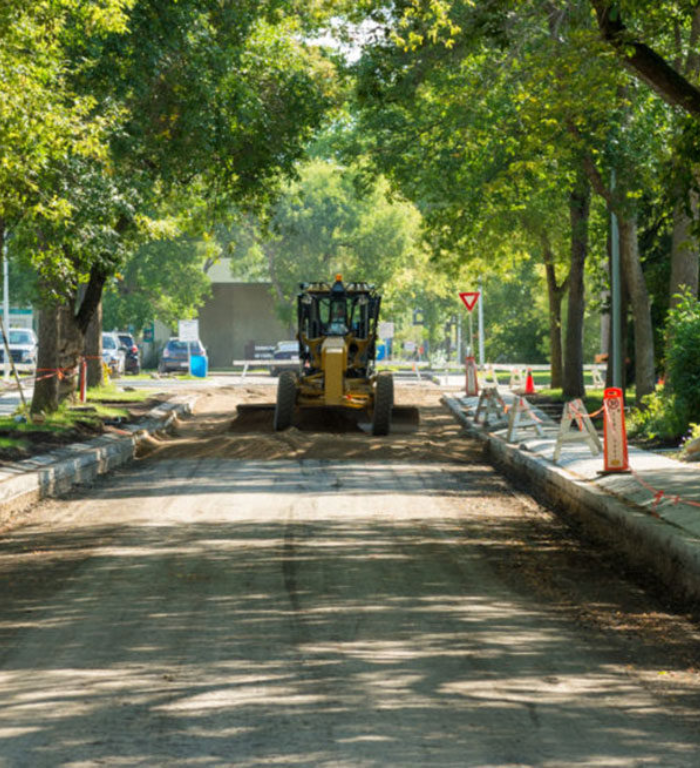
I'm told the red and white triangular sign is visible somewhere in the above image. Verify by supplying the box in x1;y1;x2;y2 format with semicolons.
459;291;480;312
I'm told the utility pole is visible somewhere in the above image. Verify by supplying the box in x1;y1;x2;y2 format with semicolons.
610;171;622;389
457;313;462;363
2;234;8;382
478;276;485;369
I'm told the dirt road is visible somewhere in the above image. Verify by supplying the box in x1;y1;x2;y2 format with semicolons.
1;382;700;766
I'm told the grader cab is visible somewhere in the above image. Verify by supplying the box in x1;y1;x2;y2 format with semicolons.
273;276;394;435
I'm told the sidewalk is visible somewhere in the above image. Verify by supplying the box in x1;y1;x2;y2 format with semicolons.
442;385;700;602
0;394;198;525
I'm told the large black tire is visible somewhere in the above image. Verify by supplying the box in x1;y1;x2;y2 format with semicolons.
274;371;297;431
372;372;393;436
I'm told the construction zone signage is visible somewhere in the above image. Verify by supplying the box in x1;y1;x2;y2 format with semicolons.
603;387;630;472
459;292;480;312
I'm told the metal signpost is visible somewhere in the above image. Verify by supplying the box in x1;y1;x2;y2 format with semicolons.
458;292;480;357
478;277;485;369
178;319;199;375
3;236;8;382
610;171;622;389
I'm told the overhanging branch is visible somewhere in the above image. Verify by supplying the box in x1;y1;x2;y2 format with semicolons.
590;0;700;117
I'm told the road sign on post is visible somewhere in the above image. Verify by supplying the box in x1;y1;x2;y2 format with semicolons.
378;321;394;339
178;319;199;341
459;292;480;356
459;292;480;312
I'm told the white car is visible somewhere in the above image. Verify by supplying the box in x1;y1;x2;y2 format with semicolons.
102;332;126;376
0;327;38;372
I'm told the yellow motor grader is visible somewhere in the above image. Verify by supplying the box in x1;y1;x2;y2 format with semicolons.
273;276;394;435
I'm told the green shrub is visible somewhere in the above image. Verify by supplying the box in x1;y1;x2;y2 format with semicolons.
627;390;687;441
666;291;700;422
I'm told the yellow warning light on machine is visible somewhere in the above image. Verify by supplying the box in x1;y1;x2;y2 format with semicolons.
335;274;342;282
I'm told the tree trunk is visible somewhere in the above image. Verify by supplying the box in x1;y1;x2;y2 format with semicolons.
31;305;60;414
563;173;590;398
85;299;104;388
57;304;84;402
542;240;566;390
618;215;656;401
669;192;699;307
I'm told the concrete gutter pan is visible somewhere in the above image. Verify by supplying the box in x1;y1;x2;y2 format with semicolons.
444;392;700;603
0;395;197;524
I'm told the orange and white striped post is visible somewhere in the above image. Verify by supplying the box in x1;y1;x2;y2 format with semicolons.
79;358;87;404
603;387;629;472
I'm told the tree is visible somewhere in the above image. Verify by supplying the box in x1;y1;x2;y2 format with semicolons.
589;0;700;118
346;0;674;400
229;159;428;329
9;1;339;411
348;1;593;388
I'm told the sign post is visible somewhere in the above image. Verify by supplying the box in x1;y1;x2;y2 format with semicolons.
478;277;485;369
459;292;480;357
603;387;629;472
178;319;199;375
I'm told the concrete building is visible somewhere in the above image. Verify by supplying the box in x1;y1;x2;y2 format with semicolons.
145;261;290;370
196;262;290;368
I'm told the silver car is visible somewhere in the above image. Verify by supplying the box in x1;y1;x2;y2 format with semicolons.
0;327;38;372
102;332;126;376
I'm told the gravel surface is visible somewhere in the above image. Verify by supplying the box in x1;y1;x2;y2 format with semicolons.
1;382;700;767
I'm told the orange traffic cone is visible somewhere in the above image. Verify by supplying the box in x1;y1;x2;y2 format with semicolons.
524;368;536;395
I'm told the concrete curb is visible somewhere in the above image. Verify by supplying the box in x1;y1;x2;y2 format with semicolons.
443;395;700;602
0;396;198;523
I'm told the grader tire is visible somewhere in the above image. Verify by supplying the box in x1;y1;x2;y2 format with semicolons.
372;372;393;436
274;371;297;431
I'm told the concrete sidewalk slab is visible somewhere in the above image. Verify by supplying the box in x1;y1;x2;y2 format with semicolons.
0;395;197;524
444;387;700;602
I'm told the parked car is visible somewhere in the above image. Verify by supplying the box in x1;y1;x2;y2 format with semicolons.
116;332;141;375
158;338;206;374
270;340;300;376
102;332;126;377
0;327;38;372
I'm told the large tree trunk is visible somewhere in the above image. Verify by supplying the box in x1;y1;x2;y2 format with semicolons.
563;173;590;398
618;215;656;402
32;263;108;411
85;299;104;388
57;305;83;402
31;305;61;414
542;239;567;389
669;192;699;307
545;268;564;390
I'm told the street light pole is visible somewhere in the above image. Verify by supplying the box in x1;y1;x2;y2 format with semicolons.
478;276;485;369
2;234;8;382
610;171;623;389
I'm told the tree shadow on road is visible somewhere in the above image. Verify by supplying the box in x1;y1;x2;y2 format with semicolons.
1;474;700;766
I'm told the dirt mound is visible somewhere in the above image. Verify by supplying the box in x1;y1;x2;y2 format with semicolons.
135;383;480;465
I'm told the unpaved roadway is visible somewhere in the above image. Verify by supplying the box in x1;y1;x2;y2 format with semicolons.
2;382;700;767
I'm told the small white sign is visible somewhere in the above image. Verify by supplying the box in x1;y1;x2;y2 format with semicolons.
178;319;199;342
378;321;394;339
404;341;416;352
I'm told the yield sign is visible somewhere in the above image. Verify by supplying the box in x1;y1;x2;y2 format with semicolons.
459;291;480;312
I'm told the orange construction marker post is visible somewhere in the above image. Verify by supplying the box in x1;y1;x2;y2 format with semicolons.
465;356;479;396
524;368;536;395
603;387;630;472
79;359;88;403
